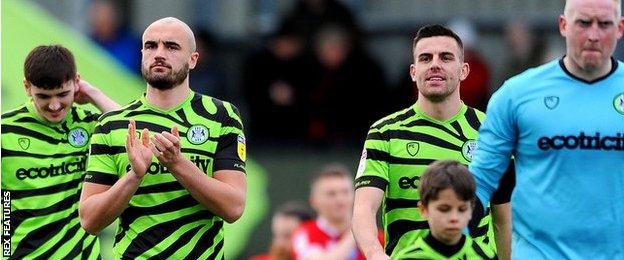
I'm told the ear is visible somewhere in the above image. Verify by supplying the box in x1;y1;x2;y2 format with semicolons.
418;201;428;219
74;74;81;92
617;17;624;40
559;15;568;37
460;62;470;81
189;51;199;70
24;79;32;97
409;63;417;82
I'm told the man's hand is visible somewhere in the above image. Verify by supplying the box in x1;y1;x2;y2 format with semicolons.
126;120;153;178
150;126;184;169
74;79;98;104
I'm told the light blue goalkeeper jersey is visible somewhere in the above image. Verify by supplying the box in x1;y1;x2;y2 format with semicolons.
470;58;624;259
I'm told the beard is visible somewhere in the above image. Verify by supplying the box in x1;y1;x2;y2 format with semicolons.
142;62;189;90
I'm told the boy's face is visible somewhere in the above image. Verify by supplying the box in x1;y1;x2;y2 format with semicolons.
420;188;472;245
25;78;78;123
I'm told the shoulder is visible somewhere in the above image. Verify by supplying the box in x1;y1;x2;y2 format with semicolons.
190;93;242;119
499;59;561;94
1;105;29;124
370;106;417;131
98;99;142;123
467;236;497;259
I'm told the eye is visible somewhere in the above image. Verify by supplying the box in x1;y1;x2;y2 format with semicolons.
437;205;451;212
58;92;69;97
598;21;613;29
577;20;592;28
418;55;431;62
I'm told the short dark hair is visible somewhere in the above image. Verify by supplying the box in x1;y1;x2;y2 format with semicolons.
412;24;464;58
310;163;353;189
274;201;314;222
24;45;76;89
419;160;475;207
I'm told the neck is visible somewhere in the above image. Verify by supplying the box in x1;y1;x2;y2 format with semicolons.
146;80;190;110
417;92;462;121
563;56;612;81
322;215;349;233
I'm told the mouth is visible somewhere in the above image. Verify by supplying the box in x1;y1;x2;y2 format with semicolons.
47;109;65;118
425;75;446;83
151;63;171;70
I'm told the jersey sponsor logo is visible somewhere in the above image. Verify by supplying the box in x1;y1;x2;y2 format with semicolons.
15;158;86;180
544;96;559;109
462;140;477;161
68;127;89;147
614;92;624;115
237;135;246;161
406;142;420;156
398;175;420;189
18;138;30;150
125;155;211;174
187;125;209;145
537;132;624;151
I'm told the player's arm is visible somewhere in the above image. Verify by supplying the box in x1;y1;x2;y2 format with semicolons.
352;187;389;260
74;78;120;113
151;126;246;223
491;202;511;260
80;122;153;234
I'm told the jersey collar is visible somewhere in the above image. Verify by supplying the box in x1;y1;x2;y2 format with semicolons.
559;56;618;84
139;90;195;114
412;101;467;124
424;232;467;258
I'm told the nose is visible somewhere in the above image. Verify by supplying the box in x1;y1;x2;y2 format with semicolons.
587;24;600;42
430;56;442;70
48;98;61;111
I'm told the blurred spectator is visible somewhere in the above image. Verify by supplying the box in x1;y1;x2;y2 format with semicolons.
251;202;314;260
447;18;491;111
242;23;316;143
281;0;361;54
291;164;381;260
88;0;141;74
306;25;386;146
190;28;227;99
502;18;548;80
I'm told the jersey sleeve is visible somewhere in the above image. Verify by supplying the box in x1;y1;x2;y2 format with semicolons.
213;102;246;173
469;81;517;210
85;122;120;185
354;126;390;191
490;159;516;204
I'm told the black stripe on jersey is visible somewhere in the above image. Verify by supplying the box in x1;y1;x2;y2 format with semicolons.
135;181;184;195
449;121;467;140
99;100;142;121
121;210;213;258
191;95;219;122
81;236;98;260
90;144;125;155
400;119;464;140
1;106;28;119
13;117;66;135
12;192;80;232
70;107;81;123
184;221;223;260
126;109;188;127
2;125;66;144
464;108;482;132
82;110;100;123
386;219;429;255
404;246;425;255
367;148;436;166
385;198;419;212
354;176;388;190
9;178;83;200
469;223;489;238
84;171;119;185
368;130;462;151
1;148;87;159
371;108;416;130
34;222;81;259
206;238;224;260
150;225;203;259
472;241;496;260
11;210;79;259
116;195;214;244
176;108;188;124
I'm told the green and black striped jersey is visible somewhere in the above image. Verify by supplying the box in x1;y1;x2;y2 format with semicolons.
1;101;101;259
392;233;496;260
355;103;495;256
85;91;246;259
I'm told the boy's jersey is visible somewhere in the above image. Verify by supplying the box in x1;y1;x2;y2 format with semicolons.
85;91;246;259
355;103;499;256
470;58;624;259
392;233;496;260
1;102;101;259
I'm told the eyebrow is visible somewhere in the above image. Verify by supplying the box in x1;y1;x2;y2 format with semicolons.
35;90;71;97
144;40;181;47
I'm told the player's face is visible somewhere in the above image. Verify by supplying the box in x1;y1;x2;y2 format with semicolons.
559;0;624;72
271;214;301;251
410;36;469;103
420;188;472;245
310;176;354;223
25;79;77;123
141;22;198;90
